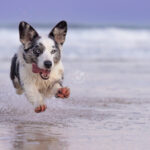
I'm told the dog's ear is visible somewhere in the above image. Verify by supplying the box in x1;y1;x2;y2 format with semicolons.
19;21;39;49
49;21;67;45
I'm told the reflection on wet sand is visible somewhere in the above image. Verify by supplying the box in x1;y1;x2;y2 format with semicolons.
0;123;68;150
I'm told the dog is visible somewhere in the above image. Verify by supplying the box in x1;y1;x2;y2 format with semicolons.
10;21;70;113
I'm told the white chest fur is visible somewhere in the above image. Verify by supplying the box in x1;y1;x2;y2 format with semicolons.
18;49;64;97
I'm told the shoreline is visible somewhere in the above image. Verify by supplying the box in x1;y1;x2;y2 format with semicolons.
0;60;150;150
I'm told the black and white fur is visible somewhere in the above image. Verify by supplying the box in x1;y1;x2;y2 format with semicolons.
10;21;68;109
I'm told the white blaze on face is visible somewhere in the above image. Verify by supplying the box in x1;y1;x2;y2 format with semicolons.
37;37;55;69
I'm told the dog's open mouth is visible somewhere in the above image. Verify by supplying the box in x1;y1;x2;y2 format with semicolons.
32;63;50;80
40;72;49;80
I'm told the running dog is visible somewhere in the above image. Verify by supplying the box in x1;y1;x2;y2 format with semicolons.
10;21;70;113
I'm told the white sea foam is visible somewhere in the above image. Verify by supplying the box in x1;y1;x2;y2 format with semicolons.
0;27;150;61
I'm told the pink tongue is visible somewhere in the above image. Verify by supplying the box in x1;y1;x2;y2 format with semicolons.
32;63;50;75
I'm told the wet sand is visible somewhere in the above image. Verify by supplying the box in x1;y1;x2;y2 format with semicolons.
0;60;150;150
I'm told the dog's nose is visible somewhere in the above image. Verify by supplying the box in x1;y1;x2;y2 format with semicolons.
44;60;52;69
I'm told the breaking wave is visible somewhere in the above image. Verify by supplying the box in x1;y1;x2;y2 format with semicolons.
0;27;150;61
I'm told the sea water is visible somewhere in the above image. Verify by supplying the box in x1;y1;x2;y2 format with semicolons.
0;25;150;61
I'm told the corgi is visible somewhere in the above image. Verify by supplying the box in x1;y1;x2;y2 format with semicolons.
10;21;70;113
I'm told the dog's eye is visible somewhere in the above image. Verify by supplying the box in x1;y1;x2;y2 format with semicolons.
36;49;41;54
33;49;41;54
51;49;56;54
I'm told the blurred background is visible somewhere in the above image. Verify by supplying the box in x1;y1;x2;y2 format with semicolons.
0;0;150;61
0;1;150;150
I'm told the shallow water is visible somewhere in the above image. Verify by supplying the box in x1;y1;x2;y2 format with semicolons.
0;60;150;150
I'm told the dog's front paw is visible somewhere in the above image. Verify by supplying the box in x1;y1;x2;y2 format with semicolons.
35;104;47;113
56;87;70;98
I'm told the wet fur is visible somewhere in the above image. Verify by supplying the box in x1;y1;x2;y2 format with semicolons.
10;21;67;107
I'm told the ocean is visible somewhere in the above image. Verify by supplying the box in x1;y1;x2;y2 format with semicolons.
0;25;150;61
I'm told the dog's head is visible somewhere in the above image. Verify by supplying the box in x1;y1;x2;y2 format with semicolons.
19;21;67;80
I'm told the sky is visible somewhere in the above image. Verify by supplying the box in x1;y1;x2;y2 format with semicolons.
0;0;150;25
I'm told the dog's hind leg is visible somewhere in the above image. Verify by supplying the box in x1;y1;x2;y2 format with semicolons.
16;87;24;95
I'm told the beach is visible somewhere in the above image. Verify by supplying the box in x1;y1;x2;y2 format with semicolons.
0;26;150;150
0;60;150;150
